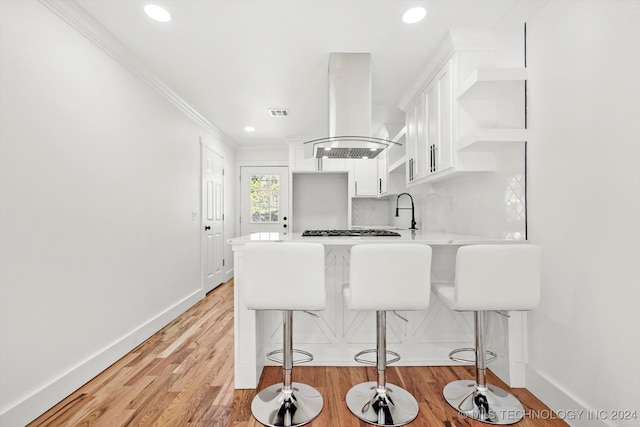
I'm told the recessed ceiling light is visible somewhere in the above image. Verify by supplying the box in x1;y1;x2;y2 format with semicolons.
402;7;427;24
244;126;255;132
144;4;172;23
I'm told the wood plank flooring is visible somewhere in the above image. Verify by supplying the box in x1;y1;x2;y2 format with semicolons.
29;279;567;427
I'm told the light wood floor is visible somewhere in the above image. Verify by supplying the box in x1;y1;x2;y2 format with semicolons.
30;279;567;427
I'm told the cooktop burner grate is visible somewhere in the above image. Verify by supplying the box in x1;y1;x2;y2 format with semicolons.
302;229;401;237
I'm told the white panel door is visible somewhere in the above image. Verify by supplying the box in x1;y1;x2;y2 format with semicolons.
202;146;224;292
240;166;289;236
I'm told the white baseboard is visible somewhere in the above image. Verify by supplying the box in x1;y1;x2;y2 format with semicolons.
526;367;609;427
0;289;205;427
223;269;234;283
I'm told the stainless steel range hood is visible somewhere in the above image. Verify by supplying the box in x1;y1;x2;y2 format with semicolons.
304;53;400;159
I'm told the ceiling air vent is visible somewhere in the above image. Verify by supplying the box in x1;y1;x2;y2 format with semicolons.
268;108;289;117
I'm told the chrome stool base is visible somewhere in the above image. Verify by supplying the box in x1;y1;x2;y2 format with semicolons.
251;382;323;427
443;380;525;425
345;381;419;426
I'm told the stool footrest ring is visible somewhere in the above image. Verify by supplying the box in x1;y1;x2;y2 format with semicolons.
354;348;401;366
448;347;497;364
266;348;314;365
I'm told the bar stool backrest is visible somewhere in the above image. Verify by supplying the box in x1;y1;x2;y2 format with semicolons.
243;242;326;311
454;244;542;311
346;243;432;311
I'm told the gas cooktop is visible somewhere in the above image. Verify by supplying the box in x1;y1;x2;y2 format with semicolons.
302;229;401;237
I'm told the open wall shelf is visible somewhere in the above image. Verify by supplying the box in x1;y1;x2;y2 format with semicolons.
457;128;528;152
457;68;527;99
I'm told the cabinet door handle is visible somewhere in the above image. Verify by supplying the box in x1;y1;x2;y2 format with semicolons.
432;145;435;172
379;178;382;194
429;146;433;172
433;145;437;172
409;159;413;181
431;145;436;172
433;145;436;172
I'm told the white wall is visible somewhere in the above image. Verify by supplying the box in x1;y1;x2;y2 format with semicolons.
292;173;349;232
0;1;235;425
235;145;288;163
526;1;640;425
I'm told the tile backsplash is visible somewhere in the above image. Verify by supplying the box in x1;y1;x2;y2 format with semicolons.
352;197;392;226
352;144;526;239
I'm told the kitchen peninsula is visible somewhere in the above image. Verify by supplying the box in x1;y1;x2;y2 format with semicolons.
229;230;528;390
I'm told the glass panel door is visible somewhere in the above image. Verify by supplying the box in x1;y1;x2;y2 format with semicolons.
240;166;289;235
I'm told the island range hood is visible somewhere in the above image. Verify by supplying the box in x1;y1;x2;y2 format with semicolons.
304;53;401;159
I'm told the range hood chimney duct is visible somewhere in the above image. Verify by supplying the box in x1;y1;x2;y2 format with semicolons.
330;53;371;141
304;52;400;159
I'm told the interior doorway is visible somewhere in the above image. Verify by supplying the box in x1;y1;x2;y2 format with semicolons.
201;145;225;292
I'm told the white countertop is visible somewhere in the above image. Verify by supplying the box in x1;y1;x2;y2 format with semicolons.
228;230;523;247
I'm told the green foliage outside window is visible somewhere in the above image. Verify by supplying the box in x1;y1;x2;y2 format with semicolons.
250;174;280;223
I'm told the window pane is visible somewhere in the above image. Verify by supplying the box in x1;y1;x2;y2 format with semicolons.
249;174;280;223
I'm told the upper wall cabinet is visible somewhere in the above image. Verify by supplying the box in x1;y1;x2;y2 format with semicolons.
351;158;378;197
405;62;454;185
398;30;527;186
376;125;406;197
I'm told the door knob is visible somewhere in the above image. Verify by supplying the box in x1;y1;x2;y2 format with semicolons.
205;225;211;230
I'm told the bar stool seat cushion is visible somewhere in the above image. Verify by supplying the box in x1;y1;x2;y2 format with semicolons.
345;243;432;311
436;244;542;312
243;242;326;311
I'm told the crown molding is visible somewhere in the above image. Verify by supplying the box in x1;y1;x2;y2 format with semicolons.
38;0;235;147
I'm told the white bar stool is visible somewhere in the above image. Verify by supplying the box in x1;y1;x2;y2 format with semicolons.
434;244;542;425
343;243;432;426
243;242;326;427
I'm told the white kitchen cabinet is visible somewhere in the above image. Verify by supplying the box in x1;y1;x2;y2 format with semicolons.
351;159;378;196
290;144;318;171
405;59;454;184
425;60;454;176
377;148;388;195
400;30;515;186
375;124;406;197
404;92;428;184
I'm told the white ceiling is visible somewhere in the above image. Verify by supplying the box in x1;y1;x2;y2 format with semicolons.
73;0;520;147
